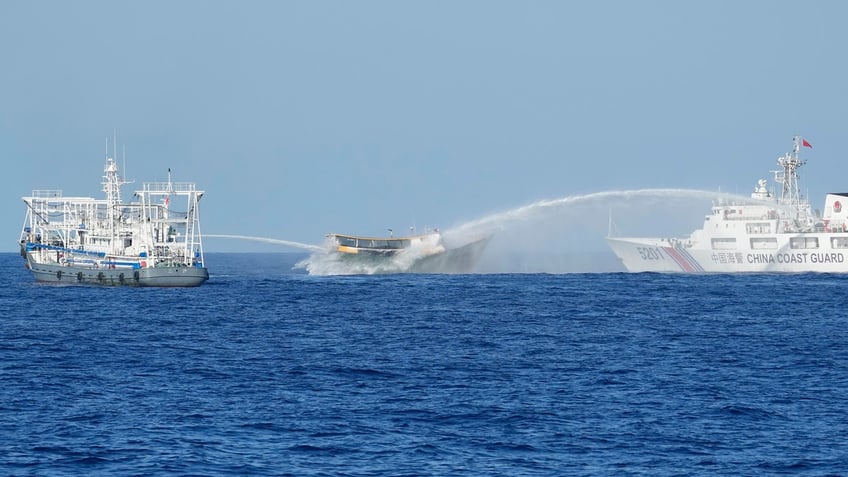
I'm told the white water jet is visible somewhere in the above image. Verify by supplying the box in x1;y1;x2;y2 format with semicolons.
443;188;740;242
208;188;762;274
204;234;323;252
438;188;756;273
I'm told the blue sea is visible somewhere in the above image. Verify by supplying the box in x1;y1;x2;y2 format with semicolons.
2;252;847;476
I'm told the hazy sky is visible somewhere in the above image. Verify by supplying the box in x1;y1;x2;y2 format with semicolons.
2;1;845;253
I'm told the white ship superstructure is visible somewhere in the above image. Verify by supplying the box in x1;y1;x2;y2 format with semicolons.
19;144;209;286
607;137;848;272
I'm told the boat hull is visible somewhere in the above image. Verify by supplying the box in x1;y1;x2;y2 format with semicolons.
607;236;848;273
25;254;209;287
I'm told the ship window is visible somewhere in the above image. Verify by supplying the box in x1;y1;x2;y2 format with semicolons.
386;239;406;249
337;237;356;247
750;237;778;249
357;239;374;248
711;238;736;250
790;237;819;249
745;222;771;235
372;240;389;248
831;237;848;249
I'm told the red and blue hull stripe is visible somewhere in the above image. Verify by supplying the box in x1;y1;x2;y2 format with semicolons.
662;246;705;272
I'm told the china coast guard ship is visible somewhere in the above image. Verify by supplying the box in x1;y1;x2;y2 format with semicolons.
607;136;848;272
19;144;209;286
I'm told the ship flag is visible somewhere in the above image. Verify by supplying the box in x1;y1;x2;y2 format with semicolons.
802;138;812;148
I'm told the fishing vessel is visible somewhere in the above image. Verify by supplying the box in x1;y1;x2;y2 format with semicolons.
607;136;848;273
318;228;490;274
329;230;445;258
19;145;209;286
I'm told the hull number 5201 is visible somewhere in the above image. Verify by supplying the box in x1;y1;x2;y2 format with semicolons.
637;247;665;261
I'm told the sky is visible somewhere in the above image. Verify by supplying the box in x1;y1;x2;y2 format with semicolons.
2;0;846;256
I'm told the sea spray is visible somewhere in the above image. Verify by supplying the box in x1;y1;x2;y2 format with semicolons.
296;234;447;276
210;189;763;274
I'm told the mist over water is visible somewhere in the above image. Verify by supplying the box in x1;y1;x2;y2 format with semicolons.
211;189;757;274
454;188;729;274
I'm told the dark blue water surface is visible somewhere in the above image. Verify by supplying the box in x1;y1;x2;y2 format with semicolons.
2;252;847;476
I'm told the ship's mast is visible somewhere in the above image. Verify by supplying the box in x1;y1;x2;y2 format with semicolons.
102;141;123;207
774;136;806;210
102;137;124;252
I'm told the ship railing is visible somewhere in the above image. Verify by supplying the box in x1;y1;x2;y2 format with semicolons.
29;190;63;198
139;182;201;193
27;196;100;204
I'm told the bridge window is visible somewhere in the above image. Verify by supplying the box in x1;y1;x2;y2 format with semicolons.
711;238;736;250
831;237;848;249
790;237;819;249
746;222;771;235
750;237;778;249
